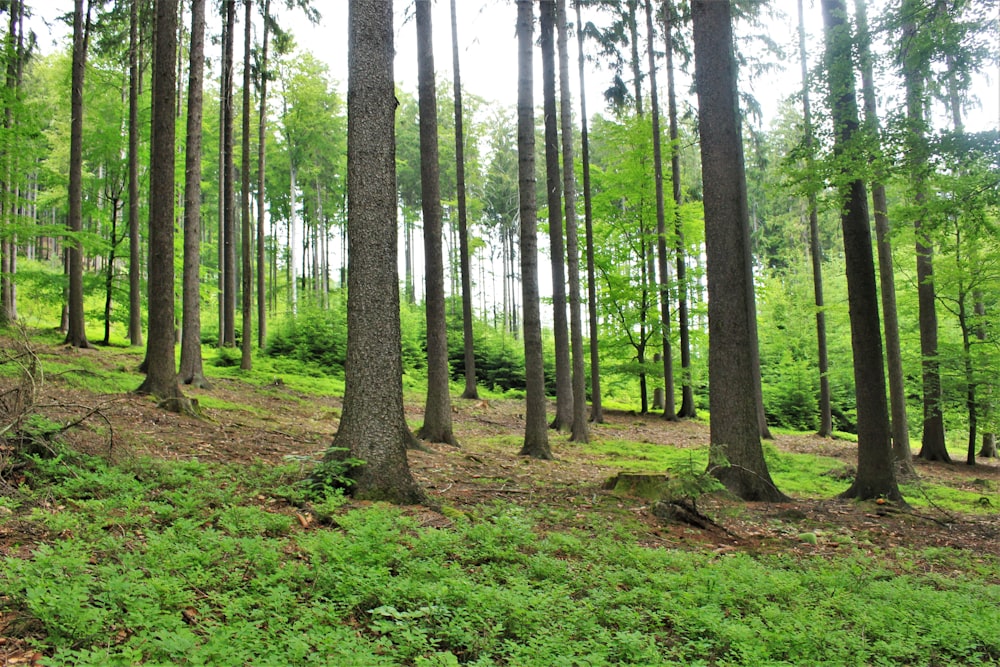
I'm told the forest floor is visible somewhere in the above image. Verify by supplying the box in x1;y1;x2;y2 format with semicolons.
3;337;998;565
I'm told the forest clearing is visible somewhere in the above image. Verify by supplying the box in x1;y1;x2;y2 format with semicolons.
1;333;998;666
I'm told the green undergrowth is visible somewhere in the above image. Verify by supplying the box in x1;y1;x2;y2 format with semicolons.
2;452;999;666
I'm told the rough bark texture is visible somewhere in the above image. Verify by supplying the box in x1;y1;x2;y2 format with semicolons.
692;0;784;502
240;0;253;370
540;0;573;433
450;0;479;401
517;0;552;459
644;0;676;422
127;0;142;347
179;0;210;389
556;0;588;443
414;0;457;446
328;0;423;504
821;0;902;502
137;0;188;413
66;0;91;350
664;1;695;419
576;0;603;424
797;0;832;438
855;0;912;469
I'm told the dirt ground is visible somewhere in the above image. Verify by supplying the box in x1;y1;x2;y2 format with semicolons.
3;339;1000;564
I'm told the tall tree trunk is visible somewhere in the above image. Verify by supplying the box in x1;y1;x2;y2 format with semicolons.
901;2;949;463
576;0;603;423
415;0;457;446
854;0;912;469
822;0;902;502
450;0;479;401
692;0;784;502
257;0;270;349
1;0;22;327
517;0;552;459
325;0;423;505
557;0;588;442
644;0;677;422
976;297;997;458
137;0;189;414
540;0;573;433
66;0;92;349
179;0;210;388
217;3;228;346
127;0;143;346
222;0;237;347
240;0;253;370
663;0;694;419
796;0;832;437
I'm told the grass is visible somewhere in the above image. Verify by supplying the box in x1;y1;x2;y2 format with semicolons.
2;450;999;666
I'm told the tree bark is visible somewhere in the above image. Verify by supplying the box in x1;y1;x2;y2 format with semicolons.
449;0;479;401
540;0;573;433
240;0;253;370
179;0;210;389
327;0;423;504
575;0;603;424
692;0;784;502
66;0;92;349
127;0;143;347
414;0;457;446
137;0;189;414
821;0;902;502
222;0;237;347
257;0;271;349
517;0;552;459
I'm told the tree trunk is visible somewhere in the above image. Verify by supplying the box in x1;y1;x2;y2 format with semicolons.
127;0;143;347
137;0;189;414
179;0;210;389
797;0;832;438
822;0;902;502
66;0;92;349
663;1;694;419
326;0;423;504
450;0;479;401
240;0;253;370
222;0;237;347
540;0;573;433
256;0;270;349
645;0;677;422
575;0;603;424
517;0;552;459
414;0;457;446
692;0;784;502
557;0;588;443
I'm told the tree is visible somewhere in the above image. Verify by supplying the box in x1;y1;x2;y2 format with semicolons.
136;0;188;413
643;0;676;421
691;0;784;501
221;0;237;348
240;0;253;370
323;0;423;503
66;0;92;349
414;0;457;446
796;0;832;438
127;0;142;347
517;0;552;459
821;0;902;502
557;0;588;442
179;0;210;389
256;0;272;349
575;0;603;423
450;0;478;401
854;0;911;468
540;0;573;433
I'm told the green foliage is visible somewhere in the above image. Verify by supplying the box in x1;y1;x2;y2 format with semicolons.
446;314;557;396
266;303;349;372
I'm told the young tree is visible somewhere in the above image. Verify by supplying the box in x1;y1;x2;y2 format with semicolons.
414;0;457;446
450;0;478;401
323;0;423;503
557;0;588;442
66;0;92;349
179;0;209;388
691;0;784;501
644;0;676;422
821;0;902;502
137;0;188;413
517;0;552;459
540;0;573;433
576;0;603;423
